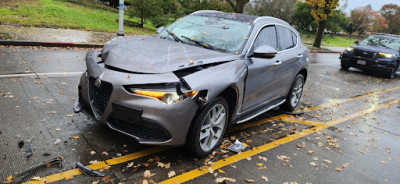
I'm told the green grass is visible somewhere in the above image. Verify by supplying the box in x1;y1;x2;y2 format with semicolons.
0;0;156;35
298;29;358;48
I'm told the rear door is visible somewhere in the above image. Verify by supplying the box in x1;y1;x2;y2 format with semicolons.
275;25;302;98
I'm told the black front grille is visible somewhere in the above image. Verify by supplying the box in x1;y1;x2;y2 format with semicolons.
89;78;113;116
353;49;375;59
108;118;171;141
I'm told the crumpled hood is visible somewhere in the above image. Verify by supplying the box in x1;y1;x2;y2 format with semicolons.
101;36;239;74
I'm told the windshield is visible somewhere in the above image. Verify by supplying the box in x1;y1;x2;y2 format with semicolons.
159;15;252;53
360;35;400;50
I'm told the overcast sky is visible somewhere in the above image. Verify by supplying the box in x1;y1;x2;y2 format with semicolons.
341;0;400;14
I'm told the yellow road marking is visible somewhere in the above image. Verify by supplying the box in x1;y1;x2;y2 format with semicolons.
159;98;400;184
23;147;168;184
280;116;327;127
21;86;400;183
295;86;400;113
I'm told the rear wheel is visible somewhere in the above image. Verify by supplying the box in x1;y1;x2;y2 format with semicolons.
186;97;229;158
341;60;350;70
385;62;399;79
281;74;304;112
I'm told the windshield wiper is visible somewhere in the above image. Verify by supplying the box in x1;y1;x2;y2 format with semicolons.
181;35;215;50
165;29;183;43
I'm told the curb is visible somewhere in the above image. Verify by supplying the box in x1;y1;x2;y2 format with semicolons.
0;40;103;48
310;50;342;54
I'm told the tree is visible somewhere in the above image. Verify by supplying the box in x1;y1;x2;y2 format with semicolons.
325;10;347;35
305;0;340;48
292;1;314;30
246;0;296;24
226;0;249;13
350;5;374;36
127;0;163;28
380;4;400;34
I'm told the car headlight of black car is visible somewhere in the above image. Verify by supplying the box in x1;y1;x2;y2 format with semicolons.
345;47;354;53
132;90;198;104
378;52;395;59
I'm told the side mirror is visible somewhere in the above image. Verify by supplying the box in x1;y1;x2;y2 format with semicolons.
250;45;278;58
354;40;359;44
156;26;165;34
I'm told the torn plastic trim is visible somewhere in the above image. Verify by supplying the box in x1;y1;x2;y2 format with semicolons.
173;60;233;78
76;162;105;177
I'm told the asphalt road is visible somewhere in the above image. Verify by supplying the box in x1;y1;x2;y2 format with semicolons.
0;46;399;184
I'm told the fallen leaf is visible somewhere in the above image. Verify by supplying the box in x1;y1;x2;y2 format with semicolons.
141;38;145;40
381;160;387;164
165;163;171;169
168;171;176;178
188;59;194;64
307;150;314;155
256;163;263;166
31;176;41;181
92;181;99;184
89;160;100;164
323;159;332;163
50;111;57;114
143;163;149;167
90;151;96;155
245;157;251;161
55;128;61;131
127;162;134;168
67;114;75;117
102;175;110;181
243;36;248;40
318;142;323;146
5;176;14;183
73;136;79;139
144;170;155;178
157;162;165;168
64;175;73;180
235;51;239;55
208;167;214;174
313;157;319;161
177;57;184;59
143;180;149;184
310;161;317;167
335;168;342;172
203;32;208;35
101;151;108;156
245;179;254;183
342;163;348;168
261;176;269;181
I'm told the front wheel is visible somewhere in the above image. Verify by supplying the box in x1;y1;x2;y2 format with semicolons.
186;97;229;158
341;60;350;70
280;74;305;112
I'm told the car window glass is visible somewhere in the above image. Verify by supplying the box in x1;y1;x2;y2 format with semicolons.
250;26;277;53
277;26;294;51
292;31;297;46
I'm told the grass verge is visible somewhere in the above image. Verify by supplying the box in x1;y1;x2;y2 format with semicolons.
0;0;156;35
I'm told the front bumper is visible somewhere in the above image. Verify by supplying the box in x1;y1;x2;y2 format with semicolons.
340;52;398;71
76;50;199;146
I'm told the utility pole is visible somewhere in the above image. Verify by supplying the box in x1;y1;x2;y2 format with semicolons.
117;0;124;36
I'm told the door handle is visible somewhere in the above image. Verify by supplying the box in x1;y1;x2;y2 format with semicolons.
297;54;303;58
274;60;282;66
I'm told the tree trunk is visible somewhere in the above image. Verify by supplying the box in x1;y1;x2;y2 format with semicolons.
313;20;326;48
140;12;144;28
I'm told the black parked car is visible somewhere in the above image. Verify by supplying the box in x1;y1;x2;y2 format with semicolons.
340;33;400;79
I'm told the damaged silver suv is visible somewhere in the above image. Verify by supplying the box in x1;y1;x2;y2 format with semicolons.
74;10;309;157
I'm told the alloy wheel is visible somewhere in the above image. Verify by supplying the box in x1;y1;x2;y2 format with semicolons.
199;104;226;152
290;77;304;107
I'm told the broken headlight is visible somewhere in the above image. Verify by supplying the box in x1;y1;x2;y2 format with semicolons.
133;90;198;104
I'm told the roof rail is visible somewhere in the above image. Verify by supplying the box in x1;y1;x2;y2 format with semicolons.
375;33;400;38
191;10;223;15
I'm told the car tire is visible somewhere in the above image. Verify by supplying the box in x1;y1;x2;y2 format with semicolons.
280;74;305;112
186;97;229;158
341;60;350;70
385;62;399;79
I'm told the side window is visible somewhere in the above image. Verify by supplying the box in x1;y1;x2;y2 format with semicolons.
277;26;295;51
251;26;278;53
292;31;297;46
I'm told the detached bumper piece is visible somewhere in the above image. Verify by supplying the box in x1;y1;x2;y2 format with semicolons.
107;102;171;142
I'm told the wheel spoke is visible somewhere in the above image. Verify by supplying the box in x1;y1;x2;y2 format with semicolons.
200;129;210;140
213;112;226;127
207;129;215;147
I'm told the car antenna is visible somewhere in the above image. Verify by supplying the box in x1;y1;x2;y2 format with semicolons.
117;0;125;37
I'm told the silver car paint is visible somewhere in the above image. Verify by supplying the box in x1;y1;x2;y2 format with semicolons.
78;12;309;146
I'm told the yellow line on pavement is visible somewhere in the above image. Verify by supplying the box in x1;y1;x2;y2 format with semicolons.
296;86;400;113
21;86;400;183
280;116;327;127
23;147;168;184
159;98;400;184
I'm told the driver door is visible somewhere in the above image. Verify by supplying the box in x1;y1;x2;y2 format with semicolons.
242;25;283;112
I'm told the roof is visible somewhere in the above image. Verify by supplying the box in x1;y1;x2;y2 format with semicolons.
375;33;400;40
191;10;258;23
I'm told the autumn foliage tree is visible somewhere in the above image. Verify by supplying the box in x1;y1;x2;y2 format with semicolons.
380;4;400;34
305;0;339;48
